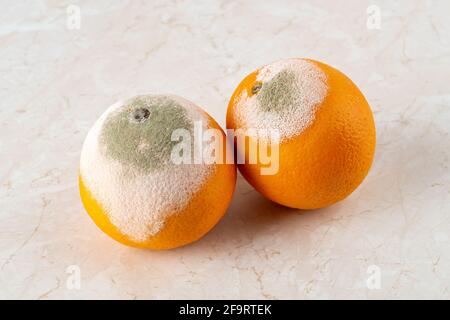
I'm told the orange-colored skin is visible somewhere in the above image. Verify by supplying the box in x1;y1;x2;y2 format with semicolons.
79;118;236;250
227;59;376;209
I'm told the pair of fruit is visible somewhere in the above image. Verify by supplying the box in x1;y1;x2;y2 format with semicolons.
79;58;376;250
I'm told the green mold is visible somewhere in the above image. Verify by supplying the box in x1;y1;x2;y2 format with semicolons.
256;69;298;113
100;96;194;172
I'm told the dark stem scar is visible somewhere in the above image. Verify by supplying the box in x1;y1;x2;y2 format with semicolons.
252;82;263;95
130;108;150;123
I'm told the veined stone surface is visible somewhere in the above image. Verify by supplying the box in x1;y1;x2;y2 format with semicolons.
1;0;450;299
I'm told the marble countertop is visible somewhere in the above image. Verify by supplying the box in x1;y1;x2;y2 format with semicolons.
1;0;449;299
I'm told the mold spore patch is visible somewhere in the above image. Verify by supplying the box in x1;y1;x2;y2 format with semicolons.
235;58;328;141
257;69;298;113
100;95;194;173
79;95;214;242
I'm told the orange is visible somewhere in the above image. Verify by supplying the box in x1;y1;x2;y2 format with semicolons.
226;58;376;209
79;94;236;249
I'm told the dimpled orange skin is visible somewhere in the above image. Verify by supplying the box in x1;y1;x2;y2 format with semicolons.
79;116;236;250
226;59;376;209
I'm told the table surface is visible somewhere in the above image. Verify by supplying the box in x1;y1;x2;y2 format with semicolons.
1;0;449;299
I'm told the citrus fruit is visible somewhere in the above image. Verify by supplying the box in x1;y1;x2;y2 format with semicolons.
79;94;236;249
226;58;376;209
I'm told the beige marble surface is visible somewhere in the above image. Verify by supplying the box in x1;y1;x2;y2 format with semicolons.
1;0;450;299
